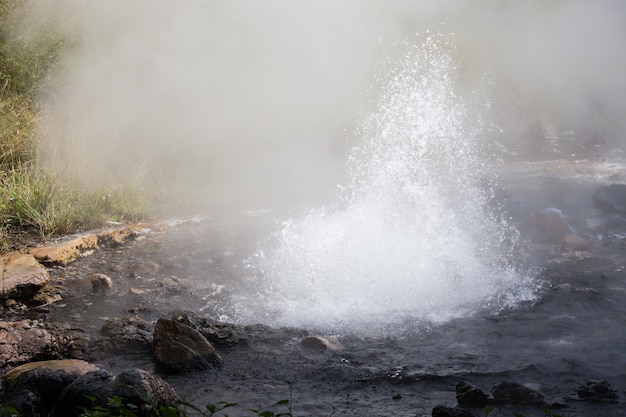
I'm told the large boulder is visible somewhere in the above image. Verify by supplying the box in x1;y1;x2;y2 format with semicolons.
1;359;99;416
0;253;50;300
56;368;178;417
153;318;223;372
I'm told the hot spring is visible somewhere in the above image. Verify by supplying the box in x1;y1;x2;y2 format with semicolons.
228;35;539;333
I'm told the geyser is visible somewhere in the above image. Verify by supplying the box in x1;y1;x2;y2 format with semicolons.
238;35;539;333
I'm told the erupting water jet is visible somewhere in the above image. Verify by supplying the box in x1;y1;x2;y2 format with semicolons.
233;34;539;333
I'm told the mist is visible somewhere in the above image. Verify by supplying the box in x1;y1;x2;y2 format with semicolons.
23;0;626;213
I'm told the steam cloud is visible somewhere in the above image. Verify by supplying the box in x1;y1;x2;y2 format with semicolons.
21;0;626;213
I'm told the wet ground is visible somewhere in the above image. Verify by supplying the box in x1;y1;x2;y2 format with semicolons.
39;159;626;416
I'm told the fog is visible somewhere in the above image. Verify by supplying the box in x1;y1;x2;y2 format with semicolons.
21;0;626;213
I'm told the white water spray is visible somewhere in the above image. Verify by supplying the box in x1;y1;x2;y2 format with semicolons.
240;35;538;333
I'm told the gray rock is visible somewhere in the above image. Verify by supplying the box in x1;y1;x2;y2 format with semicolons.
491;381;547;407
456;381;490;407
576;379;617;403
301;336;343;351
519;208;572;242
92;316;153;356
153;318;223;373
172;312;248;347
593;184;626;213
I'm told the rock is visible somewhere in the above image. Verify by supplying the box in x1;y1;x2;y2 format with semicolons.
31;284;63;306
93;316;153;355
456;381;490;407
593;184;626;214
491;381;547;407
432;405;476;417
0;320;55;370
563;234;591;250
56;368;178;417
1;359;100;417
173;313;248;347
301;336;343;351
0;253;50;300
576;379;617;403
29;234;99;266
519;208;572;242
111;258;160;276
96;226;137;247
153;318;223;372
91;273;113;294
553;283;599;297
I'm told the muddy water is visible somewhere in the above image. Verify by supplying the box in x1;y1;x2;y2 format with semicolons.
44;159;626;417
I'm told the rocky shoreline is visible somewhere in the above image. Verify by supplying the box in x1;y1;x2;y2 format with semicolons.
1;170;626;415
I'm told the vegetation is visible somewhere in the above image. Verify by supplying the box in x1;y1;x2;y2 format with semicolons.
0;397;295;417
0;0;150;250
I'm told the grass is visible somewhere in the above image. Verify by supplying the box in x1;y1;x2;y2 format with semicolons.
0;167;150;237
0;0;152;249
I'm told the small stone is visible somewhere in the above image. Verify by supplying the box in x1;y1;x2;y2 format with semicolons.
301;336;343;351
563;234;590;249
519;208;572;242
129;287;145;295
576;379;617;403
91;274;113;294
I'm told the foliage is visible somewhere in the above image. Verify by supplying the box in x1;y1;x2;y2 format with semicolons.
75;396;296;417
0;0;66;97
482;405;565;417
0;168;149;238
0;405;19;417
0;0;152;249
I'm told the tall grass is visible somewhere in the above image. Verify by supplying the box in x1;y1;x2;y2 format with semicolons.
0;0;152;249
0;168;150;237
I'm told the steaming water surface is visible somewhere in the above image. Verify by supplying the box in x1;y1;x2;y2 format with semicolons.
43;155;626;416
